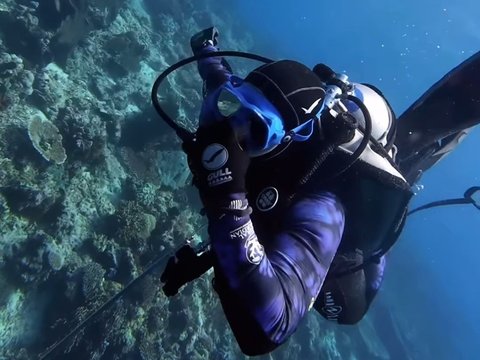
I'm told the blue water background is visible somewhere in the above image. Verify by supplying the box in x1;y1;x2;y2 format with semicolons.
226;0;480;357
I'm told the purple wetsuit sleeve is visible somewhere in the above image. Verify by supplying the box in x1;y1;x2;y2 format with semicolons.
208;191;345;351
197;44;231;93
196;44;232;127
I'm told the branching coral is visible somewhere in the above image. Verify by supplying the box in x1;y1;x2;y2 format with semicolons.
79;261;106;301
114;201;157;247
57;106;107;165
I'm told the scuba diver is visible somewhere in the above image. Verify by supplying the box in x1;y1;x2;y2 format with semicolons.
158;27;480;356
160;27;415;356
38;27;480;360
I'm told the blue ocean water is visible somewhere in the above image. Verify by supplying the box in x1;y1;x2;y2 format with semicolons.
227;0;480;357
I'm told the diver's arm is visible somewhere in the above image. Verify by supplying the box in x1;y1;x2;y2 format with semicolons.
208;191;345;355
196;44;232;94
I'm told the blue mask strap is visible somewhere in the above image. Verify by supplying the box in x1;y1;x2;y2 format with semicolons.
287;118;315;142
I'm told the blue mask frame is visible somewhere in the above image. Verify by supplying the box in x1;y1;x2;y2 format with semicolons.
200;75;316;157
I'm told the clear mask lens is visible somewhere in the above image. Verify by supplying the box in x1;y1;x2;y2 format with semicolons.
217;88;242;117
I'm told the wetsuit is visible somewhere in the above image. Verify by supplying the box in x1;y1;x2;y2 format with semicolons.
196;45;389;355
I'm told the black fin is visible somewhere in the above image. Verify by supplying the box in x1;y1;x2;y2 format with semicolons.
395;51;480;184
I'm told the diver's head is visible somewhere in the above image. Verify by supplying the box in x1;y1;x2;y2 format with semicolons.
212;60;326;158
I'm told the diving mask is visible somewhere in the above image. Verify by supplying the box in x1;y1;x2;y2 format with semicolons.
213;76;316;157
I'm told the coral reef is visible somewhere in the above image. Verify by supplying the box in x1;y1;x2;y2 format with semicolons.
0;1;272;358
79;261;106;301
157;150;190;190
57;105;108;165
30;62;70;117
113;200;157;248
0;1;51;65
104;30;150;75
0;290;29;349
0;51;34;110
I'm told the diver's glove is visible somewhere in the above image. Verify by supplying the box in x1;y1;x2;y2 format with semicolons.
161;245;213;297
183;120;250;212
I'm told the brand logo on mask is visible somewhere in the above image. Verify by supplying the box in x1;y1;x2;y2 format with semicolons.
256;187;279;212
202;143;228;170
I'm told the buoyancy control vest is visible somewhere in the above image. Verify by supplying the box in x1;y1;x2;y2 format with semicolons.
246;86;413;269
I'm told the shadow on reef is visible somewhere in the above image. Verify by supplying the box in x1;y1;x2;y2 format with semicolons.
0;0;129;67
118;107;176;152
0;234;156;359
0;6;50;66
2;125;51;170
31;266;172;359
36;0;76;31
0;184;65;225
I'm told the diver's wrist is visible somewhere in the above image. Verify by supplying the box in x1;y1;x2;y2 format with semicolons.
202;193;250;219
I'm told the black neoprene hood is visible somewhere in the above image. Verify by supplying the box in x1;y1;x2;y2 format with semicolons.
244;60;326;130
